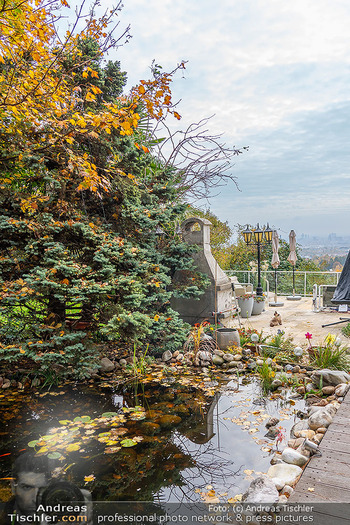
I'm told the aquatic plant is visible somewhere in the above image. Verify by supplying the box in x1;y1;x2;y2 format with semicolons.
130;343;151;377
311;334;349;370
256;360;275;394
27;408;146;461
270;331;294;350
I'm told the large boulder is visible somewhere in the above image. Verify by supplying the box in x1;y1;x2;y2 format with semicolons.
281;447;308;467
100;357;115;373
242;476;279;503
311;369;350;388
308;408;334;430
267;464;303;490
308;403;338;417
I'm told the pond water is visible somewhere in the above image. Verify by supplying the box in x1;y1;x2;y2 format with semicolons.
0;374;306;504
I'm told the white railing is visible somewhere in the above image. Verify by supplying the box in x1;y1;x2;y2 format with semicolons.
225;270;341;297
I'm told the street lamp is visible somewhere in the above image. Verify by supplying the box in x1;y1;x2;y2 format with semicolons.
243;223;273;296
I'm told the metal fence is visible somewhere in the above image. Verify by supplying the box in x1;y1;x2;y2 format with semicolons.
225;270;341;297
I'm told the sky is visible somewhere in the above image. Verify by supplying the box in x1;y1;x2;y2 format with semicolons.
104;0;350;239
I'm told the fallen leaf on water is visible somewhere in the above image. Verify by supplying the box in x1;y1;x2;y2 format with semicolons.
84;475;95;483
66;443;81;452
227;494;242;503
105;446;121;454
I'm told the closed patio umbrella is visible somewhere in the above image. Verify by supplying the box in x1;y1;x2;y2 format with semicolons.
287;230;301;300
271;231;280;302
269;231;284;306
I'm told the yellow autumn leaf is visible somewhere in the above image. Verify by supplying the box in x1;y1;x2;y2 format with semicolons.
37;446;49;454
85;92;96;102
154;314;160;322
66;443;80;452
84;475;95;483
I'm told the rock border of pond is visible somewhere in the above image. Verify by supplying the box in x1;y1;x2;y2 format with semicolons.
242;375;350;504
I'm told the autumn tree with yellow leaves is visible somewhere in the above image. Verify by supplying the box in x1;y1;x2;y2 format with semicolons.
0;0;208;379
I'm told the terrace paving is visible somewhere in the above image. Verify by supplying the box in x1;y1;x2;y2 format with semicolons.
228;296;350;346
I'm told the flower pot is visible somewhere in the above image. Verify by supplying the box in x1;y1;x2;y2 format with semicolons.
252;298;265;316
237;296;254;318
215;328;240;350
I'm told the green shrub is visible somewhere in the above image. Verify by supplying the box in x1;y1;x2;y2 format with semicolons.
341;323;350;339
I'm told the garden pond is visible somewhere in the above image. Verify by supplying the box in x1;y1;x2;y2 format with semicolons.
0;372;307;504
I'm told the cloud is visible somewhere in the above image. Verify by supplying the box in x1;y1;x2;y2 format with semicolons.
111;0;350;236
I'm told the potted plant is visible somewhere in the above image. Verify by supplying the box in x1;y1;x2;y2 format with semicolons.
252;295;265;315
237;293;254;318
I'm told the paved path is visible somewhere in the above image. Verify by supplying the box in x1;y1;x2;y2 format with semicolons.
227;296;350;346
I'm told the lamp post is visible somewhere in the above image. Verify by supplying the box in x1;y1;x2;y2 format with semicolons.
243;223;273;296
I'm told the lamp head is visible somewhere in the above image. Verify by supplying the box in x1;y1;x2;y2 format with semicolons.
253;224;264;243
264;223;273;243
242;225;253;245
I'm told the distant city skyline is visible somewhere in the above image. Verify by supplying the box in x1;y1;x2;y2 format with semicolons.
110;0;350;238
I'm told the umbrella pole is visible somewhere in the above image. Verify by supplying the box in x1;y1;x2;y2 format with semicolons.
274;268;277;303
293;266;295;296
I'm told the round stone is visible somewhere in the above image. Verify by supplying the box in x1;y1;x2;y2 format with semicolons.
322;386;335;396
162;350;172;362
212;355;224;366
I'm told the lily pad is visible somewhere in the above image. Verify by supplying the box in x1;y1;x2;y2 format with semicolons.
101;412;119;418
120;438;138;448
48;452;62;459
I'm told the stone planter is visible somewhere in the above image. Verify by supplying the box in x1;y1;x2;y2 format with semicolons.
252;298;265;315
237;296;254;318
215;328;240;350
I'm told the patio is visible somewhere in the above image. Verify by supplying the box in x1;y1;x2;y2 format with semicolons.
228;296;350;346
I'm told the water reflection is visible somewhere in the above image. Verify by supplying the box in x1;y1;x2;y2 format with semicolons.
0;376;306;504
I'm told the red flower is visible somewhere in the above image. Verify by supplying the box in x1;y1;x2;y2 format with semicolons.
305;332;312;340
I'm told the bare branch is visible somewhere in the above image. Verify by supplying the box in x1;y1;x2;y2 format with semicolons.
152;115;248;201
